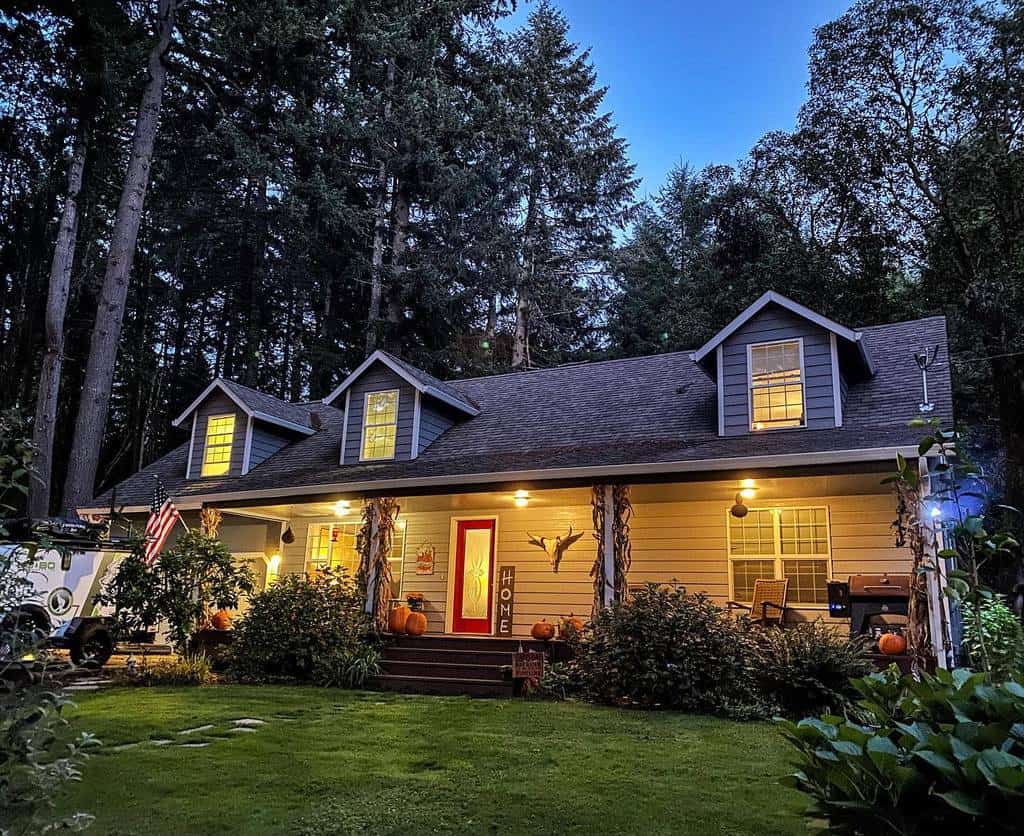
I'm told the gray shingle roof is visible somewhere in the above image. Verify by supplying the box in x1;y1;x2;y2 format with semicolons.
218;379;318;430
91;315;952;509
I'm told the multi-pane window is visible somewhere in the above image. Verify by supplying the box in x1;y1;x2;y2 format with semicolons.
201;414;235;476
306;522;406;600
360;390;399;460
727;507;831;605
750;340;804;430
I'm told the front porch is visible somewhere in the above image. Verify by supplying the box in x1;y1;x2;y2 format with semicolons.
215;466;912;640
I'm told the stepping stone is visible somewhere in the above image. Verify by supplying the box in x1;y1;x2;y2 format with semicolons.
227;727;256;733
231;718;265;727
151;739;173;746
178;724;214;735
179;742;211;748
111;742;140;752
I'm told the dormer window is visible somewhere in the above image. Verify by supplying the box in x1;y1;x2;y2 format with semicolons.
201;414;236;476
749;340;805;430
361;390;399;460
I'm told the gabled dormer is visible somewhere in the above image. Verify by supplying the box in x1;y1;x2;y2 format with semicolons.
690;292;874;437
172;379;316;479
323;350;479;464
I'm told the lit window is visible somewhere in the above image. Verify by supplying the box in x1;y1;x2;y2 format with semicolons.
727;507;831;605
750;340;804;430
201;414;235;476
306;522;406;599
361;390;399;460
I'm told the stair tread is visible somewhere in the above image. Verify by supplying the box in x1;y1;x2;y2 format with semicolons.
374;673;508;685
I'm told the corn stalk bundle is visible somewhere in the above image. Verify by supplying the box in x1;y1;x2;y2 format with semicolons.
892;480;933;671
590;484;633;617
357;496;400;632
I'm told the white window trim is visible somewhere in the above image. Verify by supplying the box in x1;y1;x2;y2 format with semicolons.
747;338;807;432
201;413;236;477
725;505;833;609
358;389;400;462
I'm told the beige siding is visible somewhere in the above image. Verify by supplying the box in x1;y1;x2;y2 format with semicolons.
275;488;910;635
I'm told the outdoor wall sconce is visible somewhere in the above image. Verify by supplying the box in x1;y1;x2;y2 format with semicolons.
514;489;529;508
334;499;351;517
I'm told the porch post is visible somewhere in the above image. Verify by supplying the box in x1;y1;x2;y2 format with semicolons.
919;456;954;669
364;511;380;616
602;486;615;608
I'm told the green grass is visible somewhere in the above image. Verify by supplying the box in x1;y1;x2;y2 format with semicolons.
58;686;807;835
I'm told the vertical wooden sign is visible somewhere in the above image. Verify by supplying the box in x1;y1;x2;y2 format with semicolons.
497;565;515;636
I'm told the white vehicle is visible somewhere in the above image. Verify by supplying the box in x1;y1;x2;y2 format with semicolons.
1;543;126;667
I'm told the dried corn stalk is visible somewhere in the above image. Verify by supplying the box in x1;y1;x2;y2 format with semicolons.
357;496;400;632
590;484;632;617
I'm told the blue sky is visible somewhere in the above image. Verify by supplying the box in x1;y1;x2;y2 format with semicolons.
505;0;853;198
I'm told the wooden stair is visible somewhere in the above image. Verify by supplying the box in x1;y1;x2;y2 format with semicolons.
371;635;565;697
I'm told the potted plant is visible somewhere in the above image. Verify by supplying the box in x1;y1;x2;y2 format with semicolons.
406;591;425;612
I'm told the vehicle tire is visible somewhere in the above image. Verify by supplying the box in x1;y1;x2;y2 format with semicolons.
70;623;114;668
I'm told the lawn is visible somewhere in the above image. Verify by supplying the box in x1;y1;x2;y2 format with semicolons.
57;686;807;835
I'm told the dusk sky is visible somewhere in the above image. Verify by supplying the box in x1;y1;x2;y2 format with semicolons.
506;0;853;197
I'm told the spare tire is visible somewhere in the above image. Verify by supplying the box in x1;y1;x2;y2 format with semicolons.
69;622;114;668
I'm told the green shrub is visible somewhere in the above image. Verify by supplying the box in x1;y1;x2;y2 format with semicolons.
962;597;1024;681
229;572;379;686
779;666;1024;835
751;621;873;717
119;653;215;687
570;585;764;716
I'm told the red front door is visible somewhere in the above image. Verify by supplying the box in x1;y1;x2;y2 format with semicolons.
452;519;496;634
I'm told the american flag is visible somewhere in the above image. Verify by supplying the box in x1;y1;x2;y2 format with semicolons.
143;478;181;565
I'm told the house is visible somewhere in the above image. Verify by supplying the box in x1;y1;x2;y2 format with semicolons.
86;292;952;654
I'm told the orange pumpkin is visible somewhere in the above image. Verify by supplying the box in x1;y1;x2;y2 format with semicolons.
878;632;907;656
211;609;232;631
531;619;556;641
388;605;411;634
560;614;584;638
405;611;428;636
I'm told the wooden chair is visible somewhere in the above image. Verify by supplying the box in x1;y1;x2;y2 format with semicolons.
727;578;789;625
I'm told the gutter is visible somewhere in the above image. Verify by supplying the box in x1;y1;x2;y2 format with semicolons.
79;445;917;515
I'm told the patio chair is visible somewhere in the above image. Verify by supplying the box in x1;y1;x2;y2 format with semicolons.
726;578;789;625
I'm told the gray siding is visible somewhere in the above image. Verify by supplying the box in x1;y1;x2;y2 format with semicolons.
417;401;456;455
342;362;416;462
720;305;838;436
249;424;290;470
188;391;247;478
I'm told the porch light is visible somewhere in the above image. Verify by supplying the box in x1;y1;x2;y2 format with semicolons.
334;500;351;517
738;479;757;500
514;490;529;508
265;553;281;589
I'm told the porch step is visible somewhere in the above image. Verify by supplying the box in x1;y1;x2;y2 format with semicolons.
371;674;514;698
386;634;559;654
379;659;511;681
383;646;513;666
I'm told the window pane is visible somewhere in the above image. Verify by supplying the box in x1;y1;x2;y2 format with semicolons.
201;414;235;476
731;559;776;602
361;390;398;459
779;508;829;555
729;509;775;555
783;558;829;604
750;341;803;430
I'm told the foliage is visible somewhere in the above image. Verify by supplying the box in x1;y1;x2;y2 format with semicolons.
566;584;764;717
118;653;215;687
779;666;1024;835
229;571;378;687
0;410;35;536
96;530;254;653
962;597;1024;682
750;622;873;718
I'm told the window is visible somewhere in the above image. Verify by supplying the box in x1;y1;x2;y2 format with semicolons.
306;522;406;600
727;507;831;605
201;414;235;476
749;340;804;430
360;390;399;460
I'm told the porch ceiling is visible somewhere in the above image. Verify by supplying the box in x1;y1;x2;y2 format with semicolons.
224;470;893;520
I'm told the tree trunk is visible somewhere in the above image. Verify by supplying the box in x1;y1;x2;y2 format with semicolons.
512;288;530;368
29;139;87;519
364;58;395;356
62;0;177;515
385;181;410;334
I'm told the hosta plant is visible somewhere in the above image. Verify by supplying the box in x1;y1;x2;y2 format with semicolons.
778;665;1024;834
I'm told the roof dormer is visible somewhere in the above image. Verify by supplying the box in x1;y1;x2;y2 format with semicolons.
172;379;316;478
690;292;875;437
324;350;479;464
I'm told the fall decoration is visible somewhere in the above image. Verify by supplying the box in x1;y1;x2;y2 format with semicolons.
526;527;586;572
591;484;633;617
200;506;223;537
405;611;428;636
210;609;232;630
878;631;907;656
406;591;425;611
388;605;411;634
531;619;556;641
356;496;401;632
560;613;584;638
